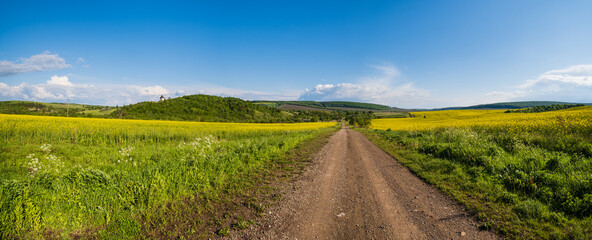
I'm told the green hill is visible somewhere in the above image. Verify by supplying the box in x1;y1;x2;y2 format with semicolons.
252;100;394;111
0;101;114;117
0;96;345;123
111;95;343;123
435;101;589;110
111;95;281;122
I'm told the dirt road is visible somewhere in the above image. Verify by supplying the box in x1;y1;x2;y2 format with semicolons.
233;126;498;239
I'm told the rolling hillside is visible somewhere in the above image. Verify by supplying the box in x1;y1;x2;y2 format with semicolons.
253;100;397;111
0;95;345;123
111;95;285;122
434;101;590;110
0;101;115;117
110;95;343;123
5;98;590;123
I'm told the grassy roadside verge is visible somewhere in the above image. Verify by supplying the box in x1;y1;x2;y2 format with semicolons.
140;126;339;239
357;128;592;240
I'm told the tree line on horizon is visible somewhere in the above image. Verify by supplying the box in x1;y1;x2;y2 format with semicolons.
504;104;584;113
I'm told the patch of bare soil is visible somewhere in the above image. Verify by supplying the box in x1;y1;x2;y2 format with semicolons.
230;126;498;239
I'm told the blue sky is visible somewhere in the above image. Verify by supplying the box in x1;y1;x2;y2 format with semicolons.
1;0;592;108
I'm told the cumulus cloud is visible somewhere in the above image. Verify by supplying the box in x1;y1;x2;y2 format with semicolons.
0;51;71;76
188;84;300;101
47;75;74;86
520;65;592;88
1;75;89;100
0;74;302;105
0;83;28;99
299;64;428;107
487;64;592;103
0;76;173;105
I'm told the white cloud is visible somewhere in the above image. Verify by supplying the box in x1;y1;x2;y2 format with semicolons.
0;75;82;100
0;76;175;105
47;75;74;86
0;51;71;76
0;83;28;98
367;64;400;79
76;57;85;64
487;64;592;103
520;65;592;88
308;84;335;94
299;64;428;107
0;73;305;105
189;84;300;101
134;85;169;96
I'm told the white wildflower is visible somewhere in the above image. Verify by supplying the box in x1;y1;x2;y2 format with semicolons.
178;135;219;161
117;146;135;165
40;143;52;152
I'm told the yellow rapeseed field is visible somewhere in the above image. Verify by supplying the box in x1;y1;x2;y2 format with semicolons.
0;114;336;143
372;106;592;134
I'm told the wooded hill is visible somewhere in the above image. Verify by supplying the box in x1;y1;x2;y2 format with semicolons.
0;96;347;123
111;95;343;123
505;104;586;113
433;101;590;110
0;101;115;117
